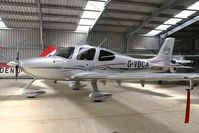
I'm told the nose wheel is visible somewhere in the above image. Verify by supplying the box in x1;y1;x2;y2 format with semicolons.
89;80;112;102
22;78;45;98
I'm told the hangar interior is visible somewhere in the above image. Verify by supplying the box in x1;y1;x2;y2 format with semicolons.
0;0;199;133
0;0;199;61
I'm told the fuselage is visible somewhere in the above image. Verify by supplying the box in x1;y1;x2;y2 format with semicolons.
16;45;163;80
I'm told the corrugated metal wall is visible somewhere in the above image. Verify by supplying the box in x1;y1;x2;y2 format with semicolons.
0;29;41;47
1;29;126;61
3;29;196;62
127;35;159;55
44;31;125;53
194;39;199;54
87;32;125;53
0;29;42;62
44;30;88;47
173;38;194;55
128;35;159;49
127;36;195;55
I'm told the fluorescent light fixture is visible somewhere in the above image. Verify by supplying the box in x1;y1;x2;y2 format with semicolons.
78;19;95;25
85;1;105;11
81;11;101;19
147;30;162;36
147;1;199;36
76;26;90;31
164;18;182;25
0;21;6;28
188;1;199;10
76;0;107;32
155;24;171;30
175;10;196;18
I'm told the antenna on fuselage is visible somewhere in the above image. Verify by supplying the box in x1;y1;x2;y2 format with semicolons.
98;38;107;48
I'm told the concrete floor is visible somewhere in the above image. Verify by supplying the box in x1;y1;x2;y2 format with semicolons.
0;79;199;133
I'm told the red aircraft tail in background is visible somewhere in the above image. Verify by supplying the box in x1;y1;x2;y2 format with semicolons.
40;45;57;57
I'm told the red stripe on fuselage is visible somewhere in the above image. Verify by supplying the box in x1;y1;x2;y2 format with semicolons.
0;64;13;68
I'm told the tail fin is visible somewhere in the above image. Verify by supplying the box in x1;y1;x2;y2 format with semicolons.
150;38;175;65
40;45;57;57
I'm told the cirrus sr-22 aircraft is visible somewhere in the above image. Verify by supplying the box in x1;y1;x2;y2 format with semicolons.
7;38;198;102
6;38;199;123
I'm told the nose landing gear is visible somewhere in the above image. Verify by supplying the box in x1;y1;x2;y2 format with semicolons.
22;78;45;98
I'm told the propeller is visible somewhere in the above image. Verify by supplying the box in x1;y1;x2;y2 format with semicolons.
15;47;20;81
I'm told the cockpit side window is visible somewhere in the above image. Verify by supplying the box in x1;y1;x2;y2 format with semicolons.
98;50;115;61
76;47;96;60
55;47;75;59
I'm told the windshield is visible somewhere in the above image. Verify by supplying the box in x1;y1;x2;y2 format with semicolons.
55;47;75;59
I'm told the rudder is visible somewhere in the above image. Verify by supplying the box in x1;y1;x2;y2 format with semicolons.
150;38;175;65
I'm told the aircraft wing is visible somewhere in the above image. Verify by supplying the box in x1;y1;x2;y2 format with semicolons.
151;64;192;69
70;71;199;81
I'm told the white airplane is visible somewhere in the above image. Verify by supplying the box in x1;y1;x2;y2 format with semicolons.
7;38;196;101
6;37;199;123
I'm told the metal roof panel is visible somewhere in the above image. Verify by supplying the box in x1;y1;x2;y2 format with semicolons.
4;21;39;28
93;26;127;32
42;8;82;16
101;13;145;20
1;14;38;21
44;24;77;30
107;4;157;13
97;20;137;26
41;0;87;8
2;0;35;4
0;5;37;13
42;17;77;23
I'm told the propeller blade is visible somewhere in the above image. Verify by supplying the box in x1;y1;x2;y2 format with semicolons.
15;65;19;81
16;47;19;61
184;89;191;124
15;46;20;81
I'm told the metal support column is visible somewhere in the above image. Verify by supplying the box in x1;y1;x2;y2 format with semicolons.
36;0;44;51
124;33;128;54
40;25;43;51
190;38;194;55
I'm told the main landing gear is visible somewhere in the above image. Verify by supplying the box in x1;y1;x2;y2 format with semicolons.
22;78;45;98
22;79;112;102
69;81;87;90
69;80;112;102
89;80;112;102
